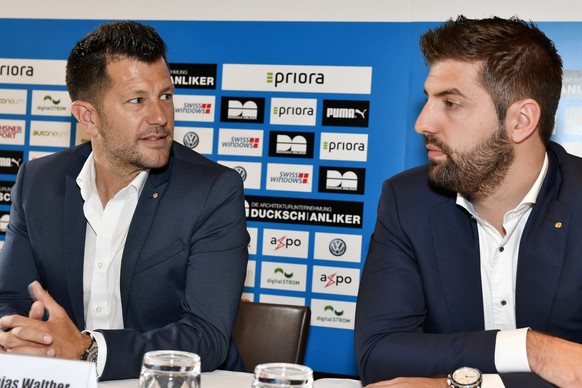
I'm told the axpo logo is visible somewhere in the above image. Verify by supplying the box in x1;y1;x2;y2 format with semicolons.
312;266;360;296
318;166;365;195
262;228;309;258
220;97;265;124
268;131;314;159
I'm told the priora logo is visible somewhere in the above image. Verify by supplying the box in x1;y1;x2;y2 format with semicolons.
267;71;324;87
273;105;314;117
0;64;33;77
322;141;365;152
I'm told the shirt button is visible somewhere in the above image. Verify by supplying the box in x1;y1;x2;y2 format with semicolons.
97;262;104;269
501;300;507;306
499;247;505;252
96;307;103;313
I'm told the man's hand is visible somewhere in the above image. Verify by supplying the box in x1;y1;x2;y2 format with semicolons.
0;281;91;359
365;377;448;388
527;330;582;388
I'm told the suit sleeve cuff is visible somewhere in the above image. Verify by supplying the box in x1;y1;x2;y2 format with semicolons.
83;329;107;378
494;327;531;373
483;373;506;388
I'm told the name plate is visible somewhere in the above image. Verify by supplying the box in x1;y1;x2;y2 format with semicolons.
0;353;97;388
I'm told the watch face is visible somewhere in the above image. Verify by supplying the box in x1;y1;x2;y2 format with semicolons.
452;367;481;384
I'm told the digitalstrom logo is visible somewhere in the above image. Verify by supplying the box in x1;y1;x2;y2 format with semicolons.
32;90;72;117
260;261;307;291
311;299;356;329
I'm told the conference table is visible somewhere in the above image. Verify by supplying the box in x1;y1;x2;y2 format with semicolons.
98;369;363;388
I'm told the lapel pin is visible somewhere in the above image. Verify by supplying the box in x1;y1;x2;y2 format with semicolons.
554;221;562;229
152;193;159;199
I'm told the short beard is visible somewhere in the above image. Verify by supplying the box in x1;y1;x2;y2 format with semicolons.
426;126;514;201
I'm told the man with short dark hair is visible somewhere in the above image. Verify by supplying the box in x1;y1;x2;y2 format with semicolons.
356;16;582;387
0;21;249;381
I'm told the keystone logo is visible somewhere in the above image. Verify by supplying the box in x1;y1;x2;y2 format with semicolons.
324;305;344;317
274;267;293;278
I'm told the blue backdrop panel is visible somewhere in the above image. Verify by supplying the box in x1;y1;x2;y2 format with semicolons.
1;18;582;377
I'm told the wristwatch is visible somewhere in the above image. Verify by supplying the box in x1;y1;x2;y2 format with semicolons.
80;333;98;364
447;366;482;388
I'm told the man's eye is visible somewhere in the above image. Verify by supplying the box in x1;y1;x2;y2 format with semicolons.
445;100;460;110
161;93;173;101
129;97;144;104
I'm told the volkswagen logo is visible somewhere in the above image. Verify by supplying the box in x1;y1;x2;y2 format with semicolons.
183;132;199;149
234;166;247;181
329;238;346;256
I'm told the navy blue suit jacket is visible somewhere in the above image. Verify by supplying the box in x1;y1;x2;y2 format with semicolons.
355;142;582;387
0;141;249;380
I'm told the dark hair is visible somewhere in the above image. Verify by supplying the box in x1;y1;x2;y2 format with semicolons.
65;20;168;105
420;16;563;146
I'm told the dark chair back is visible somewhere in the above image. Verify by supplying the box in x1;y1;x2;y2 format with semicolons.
231;301;311;373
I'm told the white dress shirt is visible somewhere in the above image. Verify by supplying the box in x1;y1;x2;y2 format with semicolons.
76;152;149;376
456;154;548;387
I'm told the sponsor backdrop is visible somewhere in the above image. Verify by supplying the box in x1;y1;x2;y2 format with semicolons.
1;18;582;376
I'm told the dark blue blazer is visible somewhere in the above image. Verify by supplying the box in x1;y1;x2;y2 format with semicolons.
355;142;582;387
0;141;249;380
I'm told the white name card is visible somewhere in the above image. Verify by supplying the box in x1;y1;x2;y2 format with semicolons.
0;353;97;388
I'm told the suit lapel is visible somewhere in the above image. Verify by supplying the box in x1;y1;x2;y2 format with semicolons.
63;171;89;329
516;149;569;329
430;200;485;331
119;156;172;319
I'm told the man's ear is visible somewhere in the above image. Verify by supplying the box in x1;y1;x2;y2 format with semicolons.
509;99;541;144
71;101;99;138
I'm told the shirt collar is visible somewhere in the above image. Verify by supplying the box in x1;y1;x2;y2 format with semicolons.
76;152;150;201
457;152;549;215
